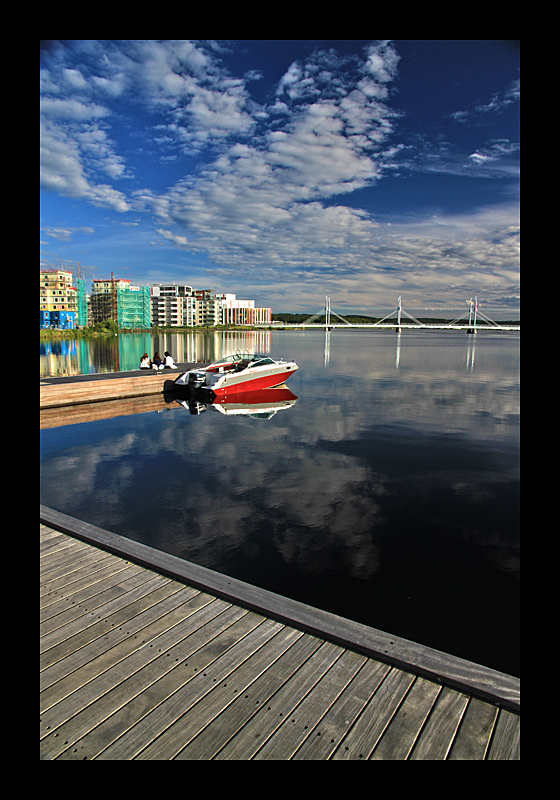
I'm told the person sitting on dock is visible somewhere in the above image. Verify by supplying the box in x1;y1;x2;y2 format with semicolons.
151;352;164;370
139;353;151;369
163;351;177;369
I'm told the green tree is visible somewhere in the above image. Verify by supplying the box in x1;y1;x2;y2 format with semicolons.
94;319;119;334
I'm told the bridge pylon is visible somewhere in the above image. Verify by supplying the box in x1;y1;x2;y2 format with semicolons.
445;297;505;333
302;297;352;328
373;296;426;330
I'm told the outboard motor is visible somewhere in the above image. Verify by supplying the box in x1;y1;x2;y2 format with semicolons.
187;371;207;389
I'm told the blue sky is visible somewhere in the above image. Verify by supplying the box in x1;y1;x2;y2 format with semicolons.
40;40;520;317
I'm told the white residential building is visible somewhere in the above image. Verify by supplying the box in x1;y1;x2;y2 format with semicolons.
149;285;271;327
151;284;197;326
217;293;272;325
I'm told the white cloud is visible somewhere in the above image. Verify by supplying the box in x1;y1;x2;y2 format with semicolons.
40;41;519;312
43;226;94;241
40;97;110;121
453;78;520;121
40;119;130;211
364;40;400;85
62;68;88;90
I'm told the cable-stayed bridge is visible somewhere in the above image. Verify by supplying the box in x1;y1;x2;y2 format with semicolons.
268;297;519;332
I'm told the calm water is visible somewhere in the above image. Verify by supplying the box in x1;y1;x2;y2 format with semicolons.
40;329;277;377
40;329;520;677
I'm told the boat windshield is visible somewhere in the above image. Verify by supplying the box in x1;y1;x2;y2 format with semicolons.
207;353;247;368
207;353;274;368
248;356;275;367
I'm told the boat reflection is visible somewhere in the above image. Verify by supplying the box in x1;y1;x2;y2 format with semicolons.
175;385;299;420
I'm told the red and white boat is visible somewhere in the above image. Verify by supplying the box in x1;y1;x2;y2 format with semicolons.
174;352;298;398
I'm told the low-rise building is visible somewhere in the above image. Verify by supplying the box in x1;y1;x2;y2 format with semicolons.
217;293;272;325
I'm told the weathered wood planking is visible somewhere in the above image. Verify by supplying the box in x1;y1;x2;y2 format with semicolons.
40;392;180;428
40;506;520;712
40;517;519;760
40;372;174;409
39;364;208;410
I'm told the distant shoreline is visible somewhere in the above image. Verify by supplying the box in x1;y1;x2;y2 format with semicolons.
40;320;520;339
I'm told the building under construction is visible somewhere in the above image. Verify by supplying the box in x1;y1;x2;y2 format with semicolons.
42;269;270;330
90;275;151;329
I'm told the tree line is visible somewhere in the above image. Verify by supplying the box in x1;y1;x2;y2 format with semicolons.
271;313;520;325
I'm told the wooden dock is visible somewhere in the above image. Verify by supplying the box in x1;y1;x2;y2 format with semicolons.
40;365;199;409
40;366;203;428
40;506;519;760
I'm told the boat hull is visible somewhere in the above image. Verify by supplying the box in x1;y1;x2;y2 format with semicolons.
210;365;297;396
173;355;298;397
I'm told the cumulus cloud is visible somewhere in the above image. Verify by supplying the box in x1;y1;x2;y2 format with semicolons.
128;42;403;285
40;54;131;212
40;119;130;211
40;41;520;312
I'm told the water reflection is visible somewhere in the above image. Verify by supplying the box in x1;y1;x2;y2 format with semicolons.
175;386;298;419
466;338;476;371
40;330;519;675
40;330;274;377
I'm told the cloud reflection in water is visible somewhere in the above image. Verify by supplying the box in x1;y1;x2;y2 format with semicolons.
40;331;519;674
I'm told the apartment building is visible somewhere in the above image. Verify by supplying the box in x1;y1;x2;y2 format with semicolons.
150;287;270;327
151;284;197;327
40;269;78;328
40;269;271;329
194;289;221;326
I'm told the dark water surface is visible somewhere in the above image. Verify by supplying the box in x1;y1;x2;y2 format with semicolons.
40;330;520;677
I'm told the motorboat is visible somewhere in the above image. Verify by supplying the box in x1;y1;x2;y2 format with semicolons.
174;352;298;397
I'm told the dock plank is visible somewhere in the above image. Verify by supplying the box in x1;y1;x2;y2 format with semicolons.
40;556;136;605
329;667;416;759
40;519;519;759
41;598;240;760
95;615;282;760
174;634;324;760
41;574;175;666
408;686;470;760
447;697;499;760
40;569;153;634
137;625;306;760
487;709;520;760
369;676;442;760
40;582;193;703
39;365;202;427
291;658;391;760
252;649;368;760
214;640;344;760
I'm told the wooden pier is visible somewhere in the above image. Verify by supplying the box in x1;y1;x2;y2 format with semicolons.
40;364;200;409
40;506;519;760
40;366;202;428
